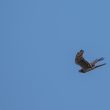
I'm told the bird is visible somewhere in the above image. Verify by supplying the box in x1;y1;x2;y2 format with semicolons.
75;50;106;73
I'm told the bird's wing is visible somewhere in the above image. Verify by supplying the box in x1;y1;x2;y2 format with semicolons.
75;50;92;69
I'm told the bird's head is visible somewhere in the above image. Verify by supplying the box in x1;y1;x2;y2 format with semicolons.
77;49;84;57
79;49;84;54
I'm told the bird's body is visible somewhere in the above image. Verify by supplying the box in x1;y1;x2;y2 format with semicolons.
75;50;106;73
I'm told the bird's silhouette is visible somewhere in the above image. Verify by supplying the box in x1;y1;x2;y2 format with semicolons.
75;50;106;73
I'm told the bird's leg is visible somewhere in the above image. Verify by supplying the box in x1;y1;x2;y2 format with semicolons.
90;57;104;67
90;59;98;67
93;63;106;69
96;57;104;62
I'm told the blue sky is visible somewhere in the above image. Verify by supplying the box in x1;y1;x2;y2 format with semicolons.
1;0;110;110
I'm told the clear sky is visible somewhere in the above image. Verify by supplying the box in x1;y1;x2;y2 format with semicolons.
1;0;110;110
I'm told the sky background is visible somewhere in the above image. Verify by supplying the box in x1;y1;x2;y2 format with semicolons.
0;0;110;110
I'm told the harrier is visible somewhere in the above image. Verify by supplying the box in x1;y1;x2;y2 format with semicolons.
75;50;106;73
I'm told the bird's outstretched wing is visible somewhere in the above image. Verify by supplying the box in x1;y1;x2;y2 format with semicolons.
75;50;92;70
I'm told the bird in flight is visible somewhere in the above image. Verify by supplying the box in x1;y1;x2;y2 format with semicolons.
75;50;106;73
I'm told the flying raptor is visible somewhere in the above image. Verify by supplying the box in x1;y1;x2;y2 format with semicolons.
75;50;106;73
